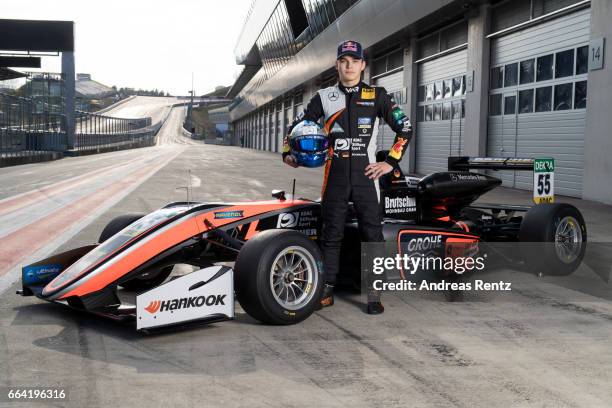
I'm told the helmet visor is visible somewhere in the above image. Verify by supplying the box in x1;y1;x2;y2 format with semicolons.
292;136;328;152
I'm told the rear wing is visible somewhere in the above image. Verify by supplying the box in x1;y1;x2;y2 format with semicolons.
449;156;536;171
448;156;555;204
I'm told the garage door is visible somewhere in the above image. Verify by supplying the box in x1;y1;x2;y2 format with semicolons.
373;69;405;151
415;49;467;175
487;7;590;197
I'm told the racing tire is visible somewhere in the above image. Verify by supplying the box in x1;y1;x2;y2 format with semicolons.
519;203;587;276
99;213;173;291
235;229;324;325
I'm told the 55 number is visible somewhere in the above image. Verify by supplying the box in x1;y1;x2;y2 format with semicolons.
537;173;551;195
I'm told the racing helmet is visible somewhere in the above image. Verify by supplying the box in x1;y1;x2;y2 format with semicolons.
288;120;329;168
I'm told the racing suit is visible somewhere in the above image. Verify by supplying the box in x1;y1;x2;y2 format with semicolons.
283;81;412;285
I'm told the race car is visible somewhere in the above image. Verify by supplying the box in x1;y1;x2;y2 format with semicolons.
18;155;587;331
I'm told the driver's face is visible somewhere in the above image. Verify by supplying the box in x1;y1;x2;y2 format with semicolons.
336;56;365;84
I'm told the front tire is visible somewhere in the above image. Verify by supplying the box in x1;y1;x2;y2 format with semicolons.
235;229;323;325
99;213;173;291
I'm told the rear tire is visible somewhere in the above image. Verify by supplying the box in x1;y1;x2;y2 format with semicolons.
519;203;587;275
235;229;323;325
99;213;173;291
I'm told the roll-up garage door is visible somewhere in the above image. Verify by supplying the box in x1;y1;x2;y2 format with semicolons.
415;50;467;175
373;69;404;151
487;7;590;197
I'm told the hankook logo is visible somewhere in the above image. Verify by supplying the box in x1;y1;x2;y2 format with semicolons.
144;295;226;314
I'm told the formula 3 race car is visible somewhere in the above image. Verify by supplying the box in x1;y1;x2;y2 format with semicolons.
19;155;587;331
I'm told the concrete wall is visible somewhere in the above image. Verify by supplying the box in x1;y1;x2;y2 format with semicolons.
464;5;491;157
583;1;612;204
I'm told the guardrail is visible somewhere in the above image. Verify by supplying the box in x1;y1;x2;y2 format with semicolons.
1;92;67;162
1;92;172;166
74;110;155;151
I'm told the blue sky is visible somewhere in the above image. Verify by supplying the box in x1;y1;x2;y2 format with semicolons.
1;0;251;95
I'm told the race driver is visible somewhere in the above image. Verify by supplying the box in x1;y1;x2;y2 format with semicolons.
282;40;412;314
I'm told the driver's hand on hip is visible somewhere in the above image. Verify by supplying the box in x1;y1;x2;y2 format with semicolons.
365;162;393;180
284;155;299;168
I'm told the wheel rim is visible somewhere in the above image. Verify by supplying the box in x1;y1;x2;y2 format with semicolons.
270;246;318;310
554;216;583;264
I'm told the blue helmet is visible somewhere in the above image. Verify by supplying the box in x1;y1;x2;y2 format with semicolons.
289;120;329;168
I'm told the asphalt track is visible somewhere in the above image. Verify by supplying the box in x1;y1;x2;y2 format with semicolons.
1;96;611;407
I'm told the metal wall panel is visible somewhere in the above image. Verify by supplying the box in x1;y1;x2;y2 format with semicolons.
487;8;589;197
373;70;404;150
416;49;467;175
490;8;591;66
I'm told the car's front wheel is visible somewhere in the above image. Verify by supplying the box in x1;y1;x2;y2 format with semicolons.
234;229;323;325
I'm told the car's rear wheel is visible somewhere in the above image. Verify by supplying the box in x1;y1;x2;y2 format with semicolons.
235;229;323;325
99;213;173;291
519;203;587;275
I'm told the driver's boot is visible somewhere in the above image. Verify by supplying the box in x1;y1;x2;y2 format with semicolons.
317;284;334;310
366;289;384;315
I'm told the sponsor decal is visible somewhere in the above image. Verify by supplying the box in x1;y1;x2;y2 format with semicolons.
277;211;318;229
533;158;555;204
449;173;488;182
361;88;375;100
341;41;358;52
391;108;406;121
357;117;372;125
145;300;161;313
361;128;369;134
277;213;298;228
406;176;420;185
389;137;408;160
407;235;442;252
393;169;401;178
214;210;244;219
356;101;374;106
334;138;351;151
401;120;412;133
333;138;367;155
345;86;359;93
145;295;227;315
384;196;417;214
328;90;339;101
23;264;63;285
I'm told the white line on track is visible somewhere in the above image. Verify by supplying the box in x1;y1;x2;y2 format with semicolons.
0;146;185;295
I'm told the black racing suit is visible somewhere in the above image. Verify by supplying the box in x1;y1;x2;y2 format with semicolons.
283;81;412;285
